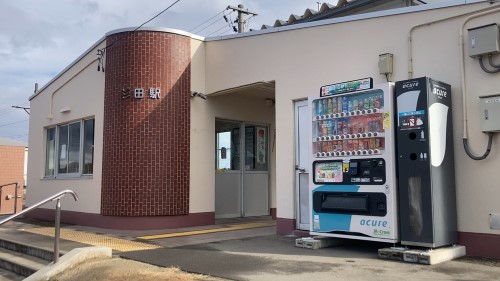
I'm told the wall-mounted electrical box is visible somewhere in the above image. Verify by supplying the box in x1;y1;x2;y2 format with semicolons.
479;93;500;132
378;53;394;75
468;24;500;58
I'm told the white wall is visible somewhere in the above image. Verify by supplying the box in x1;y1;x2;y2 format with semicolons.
203;2;500;234
27;41;106;213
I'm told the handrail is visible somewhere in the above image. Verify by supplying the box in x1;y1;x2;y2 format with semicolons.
0;189;78;263
0;182;20;214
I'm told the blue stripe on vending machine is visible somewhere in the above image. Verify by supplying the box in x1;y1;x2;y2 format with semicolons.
309;80;399;243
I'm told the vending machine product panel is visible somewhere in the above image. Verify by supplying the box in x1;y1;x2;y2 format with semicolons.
395;77;457;248
309;81;398;243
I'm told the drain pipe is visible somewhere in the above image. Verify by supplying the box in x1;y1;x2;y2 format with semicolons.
408;3;500;79
459;4;500;141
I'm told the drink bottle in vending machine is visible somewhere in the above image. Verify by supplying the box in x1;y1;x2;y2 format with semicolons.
309;78;399;243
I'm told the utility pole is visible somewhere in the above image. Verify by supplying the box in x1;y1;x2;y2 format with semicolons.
227;4;258;33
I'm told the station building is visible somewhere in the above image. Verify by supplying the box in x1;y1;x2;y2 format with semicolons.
27;0;500;258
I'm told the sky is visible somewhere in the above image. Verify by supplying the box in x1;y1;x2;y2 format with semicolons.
0;0;449;143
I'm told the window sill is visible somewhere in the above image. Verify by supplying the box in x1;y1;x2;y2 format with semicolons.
43;175;93;180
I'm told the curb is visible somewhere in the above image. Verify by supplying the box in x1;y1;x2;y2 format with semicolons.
24;246;112;281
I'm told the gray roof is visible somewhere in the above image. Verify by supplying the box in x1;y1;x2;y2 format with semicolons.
261;0;424;30
0;137;28;147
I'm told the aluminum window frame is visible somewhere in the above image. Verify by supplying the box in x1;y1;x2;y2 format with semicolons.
44;117;94;179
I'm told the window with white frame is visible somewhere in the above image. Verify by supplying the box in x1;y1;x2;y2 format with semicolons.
45;119;94;177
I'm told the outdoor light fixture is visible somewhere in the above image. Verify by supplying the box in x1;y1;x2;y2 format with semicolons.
191;91;207;100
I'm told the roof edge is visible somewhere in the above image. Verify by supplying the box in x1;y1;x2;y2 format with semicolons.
105;26;204;41
31;27;204;101
205;0;479;41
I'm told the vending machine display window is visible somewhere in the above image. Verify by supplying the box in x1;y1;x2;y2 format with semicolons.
312;89;388;158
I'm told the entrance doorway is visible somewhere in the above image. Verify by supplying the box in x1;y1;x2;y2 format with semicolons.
215;119;270;218
295;100;310;230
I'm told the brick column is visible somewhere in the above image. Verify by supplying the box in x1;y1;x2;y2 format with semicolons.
102;31;190;216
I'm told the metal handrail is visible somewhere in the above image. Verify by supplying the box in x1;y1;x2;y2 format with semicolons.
0;189;78;263
0;182;20;214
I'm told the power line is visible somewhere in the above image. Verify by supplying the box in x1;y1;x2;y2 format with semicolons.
97;0;183;72
206;24;231;37
189;9;226;32
214;27;232;37
0;119;28;128
196;16;225;34
0;109;15;118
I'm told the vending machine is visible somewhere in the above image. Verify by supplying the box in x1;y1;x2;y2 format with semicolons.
309;78;398;243
395;77;457;248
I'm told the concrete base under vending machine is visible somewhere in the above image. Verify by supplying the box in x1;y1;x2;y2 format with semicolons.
378;245;466;265
295;236;346;250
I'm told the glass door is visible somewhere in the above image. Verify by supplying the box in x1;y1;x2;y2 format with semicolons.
215;120;270;218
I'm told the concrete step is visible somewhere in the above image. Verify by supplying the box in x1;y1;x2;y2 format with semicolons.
0;220;86;278
0;266;24;281
0;247;49;277
0;237;57;261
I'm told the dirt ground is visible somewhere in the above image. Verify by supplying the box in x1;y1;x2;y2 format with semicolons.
49;257;225;281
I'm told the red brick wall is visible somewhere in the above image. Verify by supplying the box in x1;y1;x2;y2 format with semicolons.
0;146;24;214
102;31;191;216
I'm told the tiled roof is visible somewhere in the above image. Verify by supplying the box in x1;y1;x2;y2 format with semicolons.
261;0;423;30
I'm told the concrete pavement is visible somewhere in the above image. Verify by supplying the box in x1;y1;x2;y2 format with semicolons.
2;217;500;281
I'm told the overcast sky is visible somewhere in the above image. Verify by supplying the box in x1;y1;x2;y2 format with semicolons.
0;0;450;143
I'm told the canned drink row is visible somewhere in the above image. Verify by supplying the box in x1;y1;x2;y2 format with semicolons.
316;149;382;158
313;138;384;155
313;93;383;116
314;108;380;120
315;131;384;142
314;115;383;138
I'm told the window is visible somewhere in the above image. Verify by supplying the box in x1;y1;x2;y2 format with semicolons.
45;118;94;177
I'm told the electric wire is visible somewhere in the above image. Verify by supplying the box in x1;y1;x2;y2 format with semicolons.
97;0;183;70
107;0;183;49
463;133;494;160
488;54;500;68
479;56;500;73
196;16;225;34
215;27;232;36
0;109;16;118
245;15;255;31
0;119;28;128
189;9;226;32
1;134;28;140
206;24;231;37
195;10;234;35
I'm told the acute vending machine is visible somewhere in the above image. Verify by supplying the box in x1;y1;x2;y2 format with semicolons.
309;79;398;243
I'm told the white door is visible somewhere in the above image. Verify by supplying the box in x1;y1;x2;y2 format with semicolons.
295;100;310;230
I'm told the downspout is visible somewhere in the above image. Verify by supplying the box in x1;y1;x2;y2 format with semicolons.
47;59;98;119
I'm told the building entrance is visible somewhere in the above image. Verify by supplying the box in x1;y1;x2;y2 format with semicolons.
215;119;270;218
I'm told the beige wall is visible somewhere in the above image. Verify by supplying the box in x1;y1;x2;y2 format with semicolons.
203;2;500;234
190;38;211;213
190;36;277;214
27;41;106;213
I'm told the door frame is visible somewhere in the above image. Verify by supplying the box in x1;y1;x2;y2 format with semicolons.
294;100;310;230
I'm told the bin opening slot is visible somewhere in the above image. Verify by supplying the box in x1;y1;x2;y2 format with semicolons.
321;194;368;213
